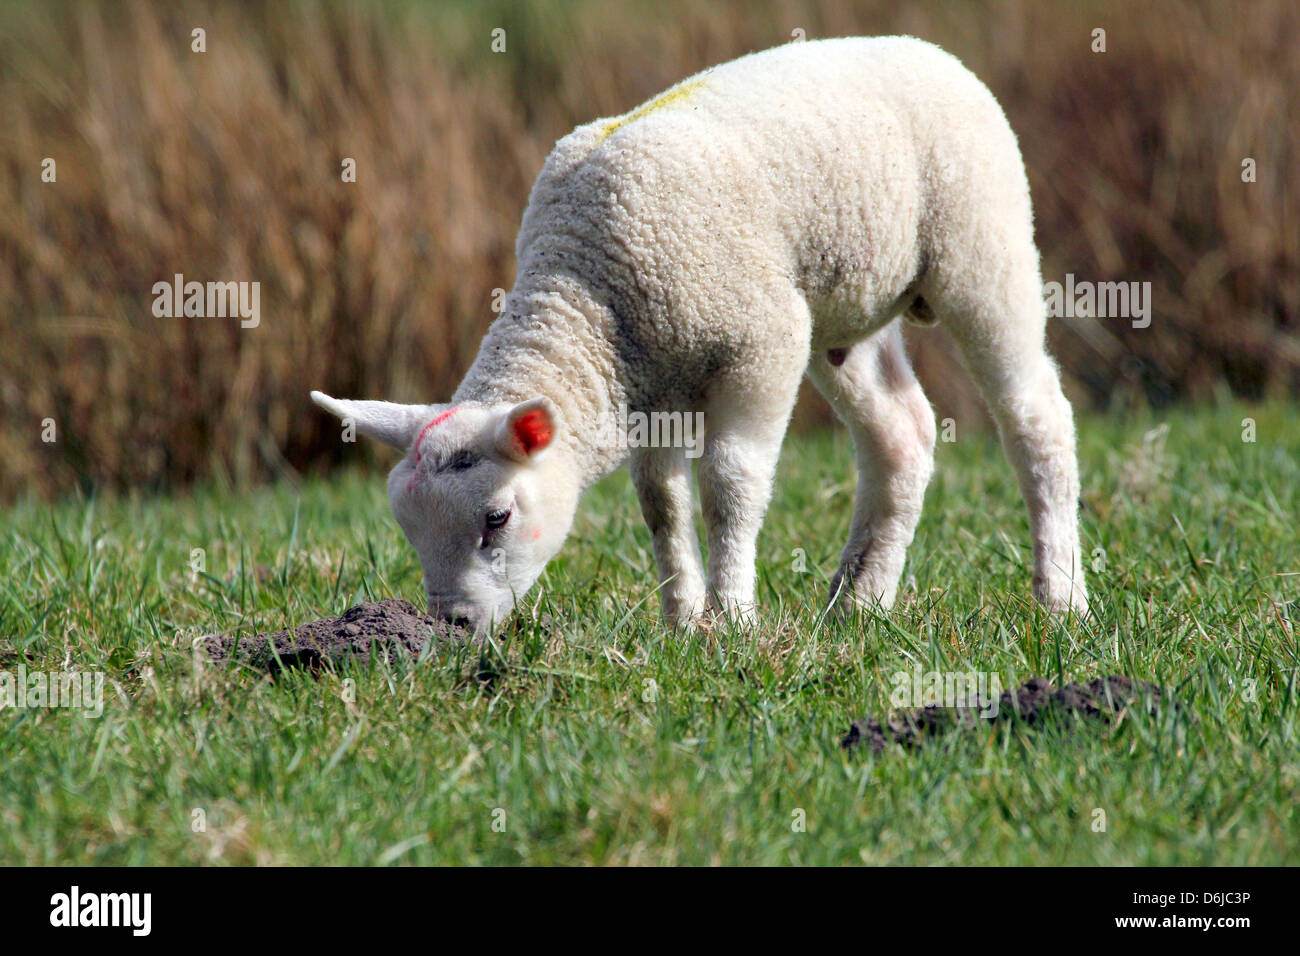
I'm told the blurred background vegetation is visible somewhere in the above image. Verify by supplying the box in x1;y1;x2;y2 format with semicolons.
1;0;1295;501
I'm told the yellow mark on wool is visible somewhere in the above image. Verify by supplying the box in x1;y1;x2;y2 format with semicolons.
598;79;705;140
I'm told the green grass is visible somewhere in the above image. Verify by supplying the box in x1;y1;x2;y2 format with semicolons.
2;400;1297;865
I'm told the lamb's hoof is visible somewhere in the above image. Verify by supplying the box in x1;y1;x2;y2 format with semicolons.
823;580;896;623
660;593;709;631
1037;583;1090;618
688;602;758;631
826;559;900;615
722;605;759;628
662;600;759;632
665;608;709;632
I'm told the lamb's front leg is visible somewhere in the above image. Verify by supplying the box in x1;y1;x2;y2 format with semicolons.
630;446;707;627
697;418;789;625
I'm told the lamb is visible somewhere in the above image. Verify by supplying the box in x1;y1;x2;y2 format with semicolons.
311;35;1089;632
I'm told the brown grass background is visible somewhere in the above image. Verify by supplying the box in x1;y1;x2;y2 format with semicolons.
1;0;1295;501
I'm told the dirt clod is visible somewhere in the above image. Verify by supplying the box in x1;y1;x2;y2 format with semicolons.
842;675;1167;753
201;599;466;674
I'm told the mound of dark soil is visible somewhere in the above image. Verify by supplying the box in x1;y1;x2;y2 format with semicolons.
842;675;1168;753
200;599;466;674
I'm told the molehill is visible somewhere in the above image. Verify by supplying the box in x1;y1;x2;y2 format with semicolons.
200;599;466;674
842;675;1170;753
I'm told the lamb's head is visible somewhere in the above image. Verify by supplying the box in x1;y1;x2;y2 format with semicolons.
311;391;577;633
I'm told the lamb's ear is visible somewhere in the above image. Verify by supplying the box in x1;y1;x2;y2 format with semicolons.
494;398;557;462
310;391;431;451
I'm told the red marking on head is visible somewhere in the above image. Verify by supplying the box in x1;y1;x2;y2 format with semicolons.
406;407;459;492
532;526;542;540
512;408;554;456
414;408;459;454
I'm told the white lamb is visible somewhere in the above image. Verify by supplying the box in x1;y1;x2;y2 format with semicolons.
312;36;1088;632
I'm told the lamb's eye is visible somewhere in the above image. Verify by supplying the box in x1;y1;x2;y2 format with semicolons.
448;451;476;472
485;508;511;530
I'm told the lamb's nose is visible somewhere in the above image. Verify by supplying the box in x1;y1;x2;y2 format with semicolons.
428;598;475;631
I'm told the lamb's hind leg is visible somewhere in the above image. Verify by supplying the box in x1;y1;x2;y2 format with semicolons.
931;248;1089;614
807;321;936;613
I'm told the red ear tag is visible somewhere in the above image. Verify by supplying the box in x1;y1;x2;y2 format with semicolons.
514;409;554;455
